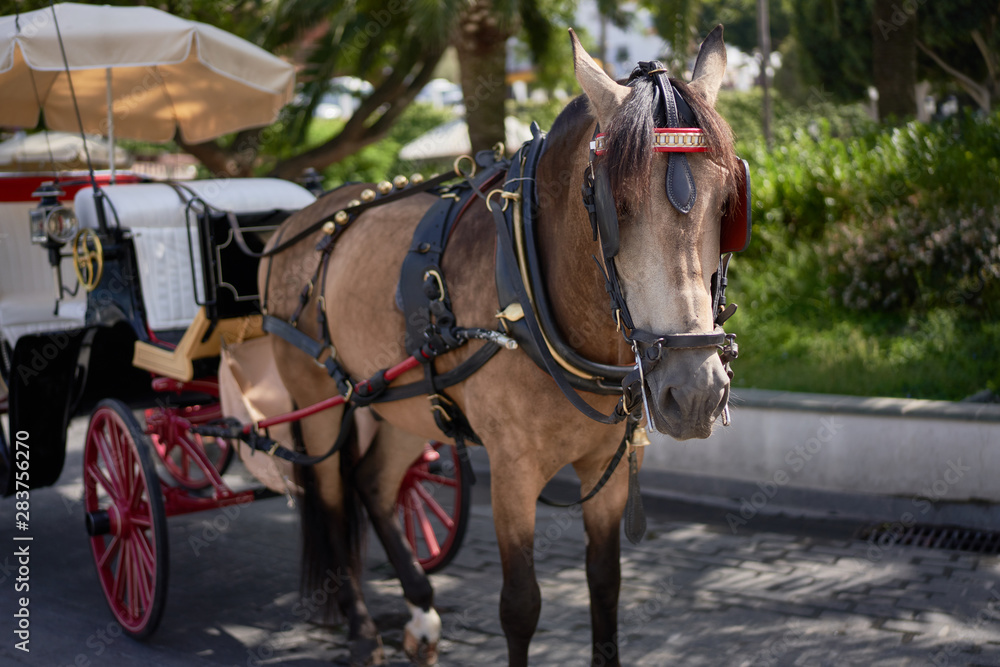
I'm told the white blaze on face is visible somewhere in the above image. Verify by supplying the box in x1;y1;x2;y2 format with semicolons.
405;601;442;645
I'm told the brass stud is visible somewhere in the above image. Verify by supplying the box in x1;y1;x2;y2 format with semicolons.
360;188;376;202
393;175;409;189
322;221;336;234
347;199;361;208
410;173;424;185
377;180;393;195
334;210;348;224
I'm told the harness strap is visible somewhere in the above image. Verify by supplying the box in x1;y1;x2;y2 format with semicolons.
261;171;456;258
486;185;628;425
376;341;500;402
262;315;351;395
537;418;637;507
194;403;358;466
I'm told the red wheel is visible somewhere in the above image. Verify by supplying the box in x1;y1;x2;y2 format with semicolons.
83;399;168;639
397;441;471;574
146;402;233;490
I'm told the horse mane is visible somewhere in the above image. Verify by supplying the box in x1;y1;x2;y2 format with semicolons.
599;77;739;218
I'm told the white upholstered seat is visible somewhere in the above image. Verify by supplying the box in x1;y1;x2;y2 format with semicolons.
74;179;315;332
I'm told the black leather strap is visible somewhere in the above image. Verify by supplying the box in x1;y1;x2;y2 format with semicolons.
262;171;456;258
496;125;634;394
399;166;507;356
652;70;696;214
488;185;625;425
376;341;501;403
537;418;636;507
263;314;325;359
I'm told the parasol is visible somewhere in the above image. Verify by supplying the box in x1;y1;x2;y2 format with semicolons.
0;2;294;176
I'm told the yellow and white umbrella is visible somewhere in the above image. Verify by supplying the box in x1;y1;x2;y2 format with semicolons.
0;2;294;170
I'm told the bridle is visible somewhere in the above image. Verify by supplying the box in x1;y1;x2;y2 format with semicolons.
580;61;750;428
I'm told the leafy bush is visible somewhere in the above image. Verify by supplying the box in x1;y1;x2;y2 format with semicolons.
718;88;874;146
739;108;1000;313
825;204;1000;310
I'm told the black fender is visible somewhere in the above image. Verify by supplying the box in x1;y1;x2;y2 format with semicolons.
4;320;152;494
0;421;10;497
7;329;87;491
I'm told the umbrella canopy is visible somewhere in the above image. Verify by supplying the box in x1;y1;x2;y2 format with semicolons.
0;131;130;171
0;3;294;143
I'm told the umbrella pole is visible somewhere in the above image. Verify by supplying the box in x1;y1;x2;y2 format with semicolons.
106;67;115;184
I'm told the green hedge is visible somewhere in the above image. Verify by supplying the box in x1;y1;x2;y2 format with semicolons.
737;107;1000;312
724;102;1000;399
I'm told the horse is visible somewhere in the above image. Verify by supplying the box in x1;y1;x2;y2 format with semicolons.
259;26;740;666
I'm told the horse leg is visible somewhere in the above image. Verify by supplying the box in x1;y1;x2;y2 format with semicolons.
490;459;546;667
353;424;441;665
273;342;383;664
573;444;635;667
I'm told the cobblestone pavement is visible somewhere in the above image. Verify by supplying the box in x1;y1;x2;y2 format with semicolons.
2;418;999;666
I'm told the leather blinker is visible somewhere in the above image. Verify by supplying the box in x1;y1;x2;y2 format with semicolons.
592;161;620;259
720;158;752;254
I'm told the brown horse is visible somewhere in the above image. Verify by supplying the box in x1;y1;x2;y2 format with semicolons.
260;27;739;667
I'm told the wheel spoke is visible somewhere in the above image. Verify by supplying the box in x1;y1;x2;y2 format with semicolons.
131;513;152;529
402;500;417;554
180;447;191;478
127;461;144;511
413;481;454;529
133;533;153;611
409;470;458;488
126;536;139;619
94;429;124;501
112;538;128;605
410;489;440;557
134;529;155;574
86;462;116;500
106;419;129;492
97;534;121;570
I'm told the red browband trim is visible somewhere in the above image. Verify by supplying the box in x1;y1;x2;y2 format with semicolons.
591;128;709;155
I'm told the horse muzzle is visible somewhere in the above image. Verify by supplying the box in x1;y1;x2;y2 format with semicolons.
636;345;730;440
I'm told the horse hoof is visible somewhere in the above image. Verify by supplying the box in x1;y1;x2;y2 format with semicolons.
348;636;385;666
403;628;439;666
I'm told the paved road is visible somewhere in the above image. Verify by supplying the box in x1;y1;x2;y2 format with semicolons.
2;416;1000;666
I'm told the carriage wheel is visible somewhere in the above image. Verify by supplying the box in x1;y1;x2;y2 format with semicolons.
147;404;233;491
397;441;472;574
83;399;169;639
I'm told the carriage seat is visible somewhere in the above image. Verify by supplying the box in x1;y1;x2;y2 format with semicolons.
74;179;316;332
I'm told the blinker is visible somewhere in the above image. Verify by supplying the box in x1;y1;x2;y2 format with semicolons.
720;158;751;254
592;161;620;259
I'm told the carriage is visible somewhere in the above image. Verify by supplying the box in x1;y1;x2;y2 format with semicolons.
0;170;475;637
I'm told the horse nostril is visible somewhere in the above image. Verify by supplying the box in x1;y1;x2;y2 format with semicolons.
657;387;683;425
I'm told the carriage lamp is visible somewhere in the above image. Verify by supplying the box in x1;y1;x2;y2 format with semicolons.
29;183;79;245
29;182;81;305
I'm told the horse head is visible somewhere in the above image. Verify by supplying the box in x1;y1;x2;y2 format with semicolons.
571;27;740;440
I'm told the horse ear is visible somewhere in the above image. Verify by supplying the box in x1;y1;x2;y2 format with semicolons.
569;28;629;126
689;24;727;108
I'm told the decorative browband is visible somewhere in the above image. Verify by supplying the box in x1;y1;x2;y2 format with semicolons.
591;128;709;155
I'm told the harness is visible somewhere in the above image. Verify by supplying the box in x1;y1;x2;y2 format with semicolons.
204;61;752;538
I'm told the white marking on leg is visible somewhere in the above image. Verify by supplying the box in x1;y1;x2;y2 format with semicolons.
405;601;441;644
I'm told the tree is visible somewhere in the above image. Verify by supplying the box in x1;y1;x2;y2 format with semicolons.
872;0;917;119
917;0;999;112
787;0;999;117
1;0;564;178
